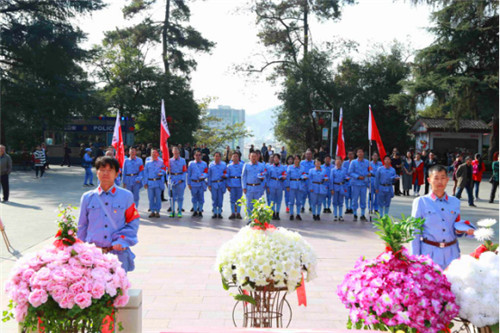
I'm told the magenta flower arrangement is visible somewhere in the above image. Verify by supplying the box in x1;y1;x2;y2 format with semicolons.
337;215;459;332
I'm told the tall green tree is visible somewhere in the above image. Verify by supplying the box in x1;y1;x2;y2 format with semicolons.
244;0;355;152
0;0;105;149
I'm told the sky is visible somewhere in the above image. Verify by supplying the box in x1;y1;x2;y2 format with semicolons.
77;0;437;115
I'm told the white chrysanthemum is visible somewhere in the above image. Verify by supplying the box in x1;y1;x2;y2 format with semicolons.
474;228;495;242
477;219;497;228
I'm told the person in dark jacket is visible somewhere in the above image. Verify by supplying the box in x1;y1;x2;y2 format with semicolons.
455;156;475;207
61;143;72;167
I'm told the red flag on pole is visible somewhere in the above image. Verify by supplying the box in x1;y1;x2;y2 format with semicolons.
368;105;387;159
336;108;346;160
111;111;125;168
160;99;171;169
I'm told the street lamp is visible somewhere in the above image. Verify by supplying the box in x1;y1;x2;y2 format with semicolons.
313;110;335;156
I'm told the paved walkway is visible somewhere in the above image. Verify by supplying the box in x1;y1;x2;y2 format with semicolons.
1;166;498;332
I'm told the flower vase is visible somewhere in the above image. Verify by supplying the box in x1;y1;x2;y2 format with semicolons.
238;284;289;328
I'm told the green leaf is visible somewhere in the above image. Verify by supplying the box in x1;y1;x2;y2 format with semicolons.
233;294;256;305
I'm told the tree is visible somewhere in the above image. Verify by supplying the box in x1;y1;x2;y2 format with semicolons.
242;0;355;151
0;0;105;149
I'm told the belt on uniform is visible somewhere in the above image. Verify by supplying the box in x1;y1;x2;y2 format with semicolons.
333;182;344;185
247;183;261;186
126;173;138;176
270;177;283;181
171;172;183;175
149;177;161;181
99;246;127;254
313;181;323;184
229;176;241;179
381;184;392;186
212;179;224;183
290;178;300;181
191;179;202;183
421;238;457;248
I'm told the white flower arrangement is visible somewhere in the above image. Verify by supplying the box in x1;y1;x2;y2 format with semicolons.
477;219;497;228
474;227;494;242
215;225;317;293
445;252;499;328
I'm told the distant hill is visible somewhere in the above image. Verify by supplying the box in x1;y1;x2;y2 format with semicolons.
245;106;280;146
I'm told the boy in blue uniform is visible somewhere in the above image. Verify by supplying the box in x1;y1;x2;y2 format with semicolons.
122;147;144;208
169;147;187;217
300;150;315;212
227;151;244;219
330;156;347;221
375;155;399;216
411;164;475;269
187;150;208;218
78;156;140;272
143;149;166;218
322;155;333;213
267;154;287;220
369;152;383;214
286;155;307;221
308;158;329;221
342;150;355;214
208;152;227;219
349;148;370;222
242;151;266;216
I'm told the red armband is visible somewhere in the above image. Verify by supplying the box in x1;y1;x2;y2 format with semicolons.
139;165;144;172
125;203;140;223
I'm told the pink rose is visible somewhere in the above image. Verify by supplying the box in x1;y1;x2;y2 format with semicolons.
51;269;66;282
78;253;94;266
74;292;92;309
50;286;68;303
28;289;48;307
59;292;75;309
113;294;129;307
21;268;35;281
69;281;86;295
36;267;51;280
14;303;28;322
68;230;74;236
91;282;105;299
105;282;118;297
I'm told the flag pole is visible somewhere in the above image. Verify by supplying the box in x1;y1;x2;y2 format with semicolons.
368;105;373;222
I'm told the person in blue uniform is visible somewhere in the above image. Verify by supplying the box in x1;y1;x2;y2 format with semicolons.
82;148;94;186
227;151;244;220
330;156;347;221
300;150;315;213
286;155;307;221
322;155;333;213
143;149;166;218
411;164;475;269
208;152;227;219
78;156;140;272
369;152;383;214
265;157;273;206
308;158;329;221
284;155;294;214
349;148;370;222
122;147;144;208
375;155;399;216
242;151;266;216
267;154;287;220
169;147;187;217
187;150;208;218
342;150;355;214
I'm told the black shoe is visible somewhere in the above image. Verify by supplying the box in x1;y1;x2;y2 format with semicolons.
323;208;328;213
309;207;312;212
168;207;172;212
148;213;155;218
360;215;367;222
317;215;321;221
272;212;276;220
301;207;305;213
161;198;168;202
212;214;217;218
276;213;280;221
182;209;185;212
236;213;242;219
155;212;161;218
489;200;494;203
198;212;203;218
229;213;235;220
469;204;477;207
89;183;94;186
217;214;223;219
290;215;294;221
296;214;302;221
191;207;194;212
192;211;198;217
148;209;151;212
353;215;358;221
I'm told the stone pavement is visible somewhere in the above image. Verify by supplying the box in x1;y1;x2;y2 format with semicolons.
0;166;498;332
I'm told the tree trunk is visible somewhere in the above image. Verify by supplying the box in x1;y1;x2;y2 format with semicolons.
303;0;308;57
162;0;171;75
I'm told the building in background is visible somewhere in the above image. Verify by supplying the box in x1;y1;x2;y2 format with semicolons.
207;105;245;150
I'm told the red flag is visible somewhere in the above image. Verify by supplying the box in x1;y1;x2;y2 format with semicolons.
111;111;125;168
336;108;346;160
368;105;387;159
160;99;171;169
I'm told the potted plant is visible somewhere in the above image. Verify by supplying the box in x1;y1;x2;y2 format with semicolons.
215;198;317;328
3;205;131;332
337;214;459;332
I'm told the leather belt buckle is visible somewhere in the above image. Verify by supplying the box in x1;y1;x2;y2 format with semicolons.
439;242;445;248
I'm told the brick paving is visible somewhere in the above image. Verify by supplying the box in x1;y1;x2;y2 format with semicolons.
0;166;498;332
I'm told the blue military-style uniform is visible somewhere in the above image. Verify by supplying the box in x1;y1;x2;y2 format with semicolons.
300;159;315;210
169;157;187;215
143;158;166;214
83;153;93;186
308;167;329;216
348;158;370;217
242;162;266;215
330;167;347;218
187;160;208;214
411;192;474;269
265;162;273;206
267;163;287;214
122;156;144;208
342;159;354;211
322;162;334;211
227;161;244;215
369;160;383;212
286;165;308;216
78;185;140;272
375;165;398;216
208;161;227;215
